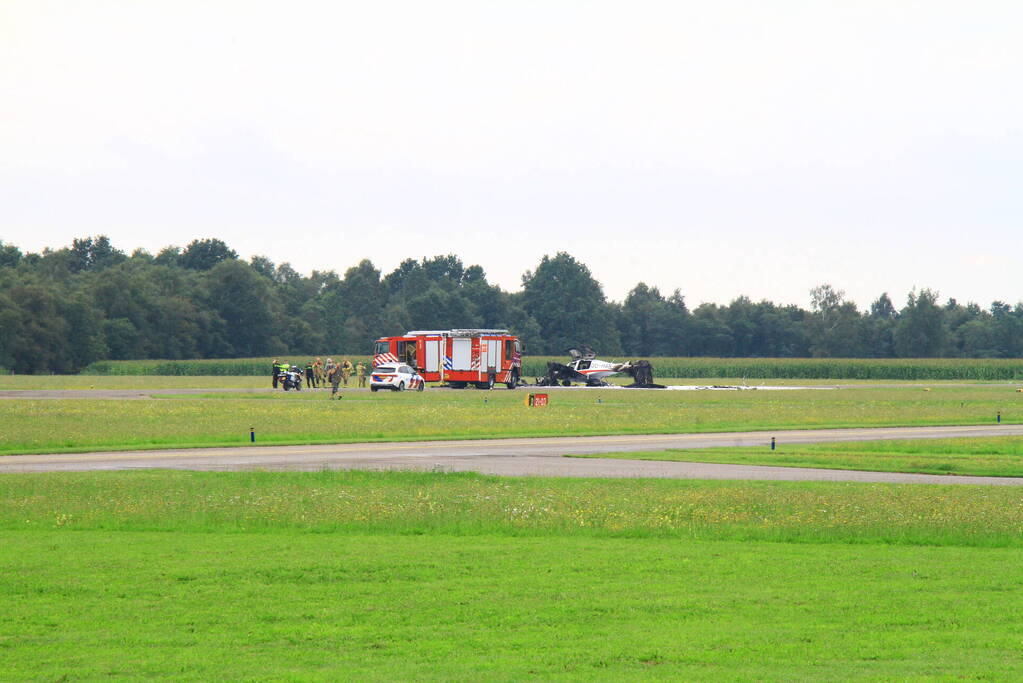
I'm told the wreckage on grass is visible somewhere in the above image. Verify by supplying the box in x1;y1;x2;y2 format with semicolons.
534;347;662;388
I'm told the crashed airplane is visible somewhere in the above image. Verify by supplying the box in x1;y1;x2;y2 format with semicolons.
535;347;659;387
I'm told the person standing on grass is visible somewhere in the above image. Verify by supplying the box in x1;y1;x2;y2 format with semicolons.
313;357;324;387
328;362;342;399
341;358;354;386
271;358;280;388
356;362;366;388
305;361;315;389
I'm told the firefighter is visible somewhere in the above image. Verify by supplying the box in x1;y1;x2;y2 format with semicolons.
356;362;366;388
328;362;342;399
313;357;324;387
340;358;354;386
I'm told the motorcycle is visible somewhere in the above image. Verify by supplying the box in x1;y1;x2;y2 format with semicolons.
281;367;303;391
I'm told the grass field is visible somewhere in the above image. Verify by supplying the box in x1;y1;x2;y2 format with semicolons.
4;471;1023;680
2;383;1020;455
0;375;268;390
579;436;1023;477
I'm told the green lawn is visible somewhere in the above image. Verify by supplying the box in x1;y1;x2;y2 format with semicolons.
0;374;269;390
579;436;1023;477
2;383;1022;455
3;471;1023;680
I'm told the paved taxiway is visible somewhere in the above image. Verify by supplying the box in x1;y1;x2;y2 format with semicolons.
4;424;1023;484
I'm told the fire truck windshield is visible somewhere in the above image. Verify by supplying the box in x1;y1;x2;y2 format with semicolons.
373;342;388;355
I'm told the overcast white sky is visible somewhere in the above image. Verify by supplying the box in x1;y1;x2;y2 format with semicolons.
2;1;1021;309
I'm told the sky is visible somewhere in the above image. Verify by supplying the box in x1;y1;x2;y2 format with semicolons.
2;1;1021;310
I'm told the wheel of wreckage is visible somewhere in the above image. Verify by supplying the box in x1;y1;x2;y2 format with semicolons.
562;380;572;387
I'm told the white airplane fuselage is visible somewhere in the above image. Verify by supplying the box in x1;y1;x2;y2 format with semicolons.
567;358;631;382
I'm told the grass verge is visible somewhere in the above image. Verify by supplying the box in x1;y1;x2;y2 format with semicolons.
4;471;1023;680
576;436;1023;477
2;383;1022;455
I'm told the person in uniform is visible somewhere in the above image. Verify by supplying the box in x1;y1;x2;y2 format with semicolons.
328;362;342;399
305;361;315;388
271;358;280;388
356;362;366;388
340;358;354;386
313;357;324;388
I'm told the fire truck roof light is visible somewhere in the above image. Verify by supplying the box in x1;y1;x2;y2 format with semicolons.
404;329;510;337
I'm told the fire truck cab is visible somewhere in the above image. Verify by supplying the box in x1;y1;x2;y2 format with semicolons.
373;329;522;389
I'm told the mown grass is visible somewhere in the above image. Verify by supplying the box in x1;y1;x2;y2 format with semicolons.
81;356;1023;379
4;471;1023;680
5;469;1023;546
2;383;1021;455
0;375;268;390
581;436;1023;477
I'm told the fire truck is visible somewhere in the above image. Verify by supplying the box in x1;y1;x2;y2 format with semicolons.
372;329;522;389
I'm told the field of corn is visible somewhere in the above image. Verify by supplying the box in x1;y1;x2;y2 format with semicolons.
79;356;1023;380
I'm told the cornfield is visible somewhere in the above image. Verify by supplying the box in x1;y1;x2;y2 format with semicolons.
81;356;1023;380
81;356;371;376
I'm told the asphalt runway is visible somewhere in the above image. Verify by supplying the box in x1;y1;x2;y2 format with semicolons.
5;424;1023;484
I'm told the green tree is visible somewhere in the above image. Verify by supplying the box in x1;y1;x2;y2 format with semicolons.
806;285;865;357
204;260;276;356
894;288;946;357
521;252;620;354
0;241;22;268
180;239;238;270
68;235;126;273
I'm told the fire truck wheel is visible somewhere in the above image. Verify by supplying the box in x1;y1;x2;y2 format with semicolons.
506;370;519;390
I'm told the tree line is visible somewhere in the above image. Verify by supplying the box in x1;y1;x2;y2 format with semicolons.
1;236;1021;373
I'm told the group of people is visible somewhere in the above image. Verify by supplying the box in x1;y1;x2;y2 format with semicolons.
271;357;366;398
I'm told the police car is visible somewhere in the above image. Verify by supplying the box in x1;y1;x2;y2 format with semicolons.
370;363;426;392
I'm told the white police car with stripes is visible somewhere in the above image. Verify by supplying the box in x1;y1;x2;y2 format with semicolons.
370;363;426;392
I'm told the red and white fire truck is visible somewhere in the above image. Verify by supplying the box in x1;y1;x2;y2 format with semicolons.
372;329;522;389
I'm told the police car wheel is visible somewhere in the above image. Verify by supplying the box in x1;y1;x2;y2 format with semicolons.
396;382;405;391
371;386;378;392
417;380;425;392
